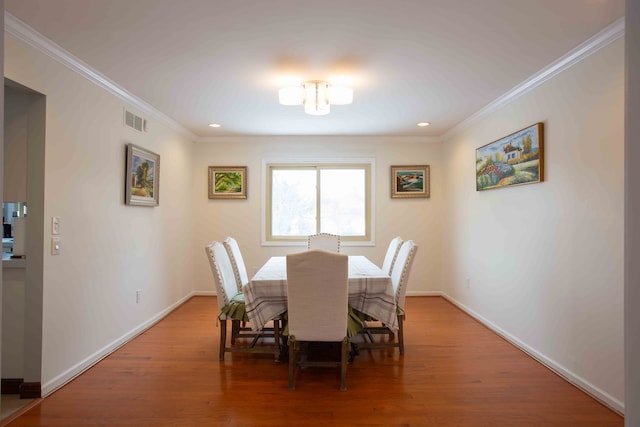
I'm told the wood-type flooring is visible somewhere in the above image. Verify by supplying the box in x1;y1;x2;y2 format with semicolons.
4;296;623;426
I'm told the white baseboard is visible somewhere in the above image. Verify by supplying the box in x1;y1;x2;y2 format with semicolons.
192;290;216;296
407;290;443;297
41;292;196;397
439;293;624;415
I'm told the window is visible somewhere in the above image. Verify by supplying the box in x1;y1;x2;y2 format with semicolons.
265;161;372;243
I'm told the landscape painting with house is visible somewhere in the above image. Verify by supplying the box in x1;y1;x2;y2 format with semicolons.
476;123;543;191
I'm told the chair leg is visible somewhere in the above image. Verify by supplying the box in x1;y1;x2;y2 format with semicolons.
219;319;227;361
230;320;239;345
397;314;405;356
288;336;296;390
273;317;281;362
340;338;348;391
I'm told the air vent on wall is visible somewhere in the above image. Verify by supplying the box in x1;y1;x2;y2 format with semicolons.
124;109;147;132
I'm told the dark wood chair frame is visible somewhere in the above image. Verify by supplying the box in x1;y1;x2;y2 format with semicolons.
219;316;283;361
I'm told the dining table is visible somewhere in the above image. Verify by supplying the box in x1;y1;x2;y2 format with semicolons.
243;255;398;332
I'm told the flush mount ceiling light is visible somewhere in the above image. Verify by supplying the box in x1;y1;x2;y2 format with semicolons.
278;80;353;115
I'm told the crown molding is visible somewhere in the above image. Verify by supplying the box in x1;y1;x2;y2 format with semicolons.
4;11;624;143
196;134;442;143
441;16;625;142
4;12;197;141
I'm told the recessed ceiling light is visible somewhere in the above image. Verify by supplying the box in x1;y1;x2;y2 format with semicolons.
208;123;221;128
417;122;431;127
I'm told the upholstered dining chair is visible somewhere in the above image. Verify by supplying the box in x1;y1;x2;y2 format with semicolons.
307;232;341;252
223;236;250;292
381;236;403;275
286;250;350;390
205;240;281;361
359;239;418;355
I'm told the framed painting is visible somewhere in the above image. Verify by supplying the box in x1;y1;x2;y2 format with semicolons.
391;165;430;198
476;122;544;191
125;143;160;207
208;166;247;199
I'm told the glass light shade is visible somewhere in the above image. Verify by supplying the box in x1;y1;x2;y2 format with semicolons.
303;81;330;115
278;86;304;105
279;80;352;114
327;86;353;105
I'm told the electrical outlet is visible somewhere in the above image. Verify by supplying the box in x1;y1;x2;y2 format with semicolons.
136;290;142;304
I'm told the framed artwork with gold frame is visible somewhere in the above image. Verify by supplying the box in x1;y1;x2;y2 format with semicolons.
208;166;247;199
391;165;430;198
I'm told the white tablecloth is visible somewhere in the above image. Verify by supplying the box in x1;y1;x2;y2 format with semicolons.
243;255;398;332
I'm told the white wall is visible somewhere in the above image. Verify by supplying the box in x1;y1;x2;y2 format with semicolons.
1;85;39;381
2;267;23;377
4;33;196;394
441;39;625;411
3;88;27;201
625;0;640;424
192;136;443;296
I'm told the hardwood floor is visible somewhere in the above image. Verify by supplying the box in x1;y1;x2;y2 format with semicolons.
5;296;623;426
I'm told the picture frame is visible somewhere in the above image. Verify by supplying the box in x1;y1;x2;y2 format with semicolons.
476;122;544;191
208;166;247;199
391;165;430;198
125;143;160;207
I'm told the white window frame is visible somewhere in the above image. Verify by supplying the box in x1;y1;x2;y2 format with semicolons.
262;158;375;246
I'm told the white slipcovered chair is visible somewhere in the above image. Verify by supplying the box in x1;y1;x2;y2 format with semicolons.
223;236;250;292
205;240;280;361
359;239;418;355
286;250;350;390
307;233;341;252
381;236;403;275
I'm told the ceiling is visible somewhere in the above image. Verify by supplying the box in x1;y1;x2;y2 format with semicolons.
4;0;625;139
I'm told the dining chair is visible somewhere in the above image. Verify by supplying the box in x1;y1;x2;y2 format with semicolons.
286;249;350;390
307;232;341;252
223;236;250;292
381;236;403;275
205;240;281;361
359;239;417;355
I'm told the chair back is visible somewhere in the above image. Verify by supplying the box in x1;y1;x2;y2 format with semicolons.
381;236;403;275
286;250;349;342
390;240;418;310
307;233;341;252
223;236;249;291
205;241;239;311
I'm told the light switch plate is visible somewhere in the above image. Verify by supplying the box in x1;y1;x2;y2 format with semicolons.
51;237;61;255
52;217;61;235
